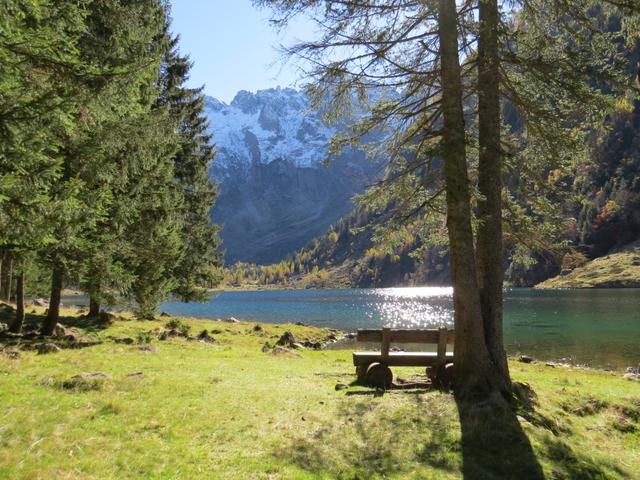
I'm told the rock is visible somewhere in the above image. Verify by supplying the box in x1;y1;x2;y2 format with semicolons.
291;342;305;350
295;322;308;327
513;381;539;409
276;331;296;347
97;311;116;324
159;332;168;341
0;323;8;332
62;372;111;391
53;323;66;337
138;345;159;353
197;329;215;343
623;373;640;381
302;341;323;350
224;317;239;323
114;337;135;345
519;355;535;364
625;366;639;375
74;372;111;380
0;348;20;360
33;298;49;307
253;324;263;332
160;311;171;317
545;362;556;368
345;332;357;339
262;342;271;353
271;346;301;357
335;383;349;391
37;343;61;355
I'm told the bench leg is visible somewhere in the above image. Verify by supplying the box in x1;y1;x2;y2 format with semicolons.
355;365;368;383
365;363;393;389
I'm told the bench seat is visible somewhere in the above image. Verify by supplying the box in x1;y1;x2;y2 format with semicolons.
353;351;454;367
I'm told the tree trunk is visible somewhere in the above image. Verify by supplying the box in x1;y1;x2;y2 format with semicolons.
477;0;510;382
0;256;3;301
437;0;506;401
42;267;63;336
89;296;100;317
6;258;13;302
10;271;25;334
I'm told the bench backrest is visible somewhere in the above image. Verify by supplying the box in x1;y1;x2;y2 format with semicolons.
357;327;454;363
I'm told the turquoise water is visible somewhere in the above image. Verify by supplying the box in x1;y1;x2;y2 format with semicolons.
160;288;640;370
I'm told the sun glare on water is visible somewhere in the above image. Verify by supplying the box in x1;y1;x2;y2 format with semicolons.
366;287;454;329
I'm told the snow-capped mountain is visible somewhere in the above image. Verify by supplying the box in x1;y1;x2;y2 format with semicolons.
204;88;377;264
206;88;337;181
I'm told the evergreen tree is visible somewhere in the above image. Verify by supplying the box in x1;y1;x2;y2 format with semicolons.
159;30;222;303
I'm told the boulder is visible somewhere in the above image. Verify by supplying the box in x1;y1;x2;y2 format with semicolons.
53;323;66;337
261;342;271;353
291;342;305;350
276;331;296;347
625;366;639;375
197;329;215;343
623;373;640;381
160;311;171;317
271;346;301;357
335;383;349;391
33;298;49;307
518;355;535;364
224;317;240;323
37;343;61;355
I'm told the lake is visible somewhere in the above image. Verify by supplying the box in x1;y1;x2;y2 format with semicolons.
160;288;640;370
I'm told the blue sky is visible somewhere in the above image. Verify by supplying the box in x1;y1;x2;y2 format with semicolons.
169;0;316;103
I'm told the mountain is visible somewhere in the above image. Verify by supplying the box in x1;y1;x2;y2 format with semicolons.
205;88;377;264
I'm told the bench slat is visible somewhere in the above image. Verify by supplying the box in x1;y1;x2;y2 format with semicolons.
357;329;454;344
353;351;454;367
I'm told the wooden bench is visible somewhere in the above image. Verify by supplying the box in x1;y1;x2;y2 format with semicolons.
353;327;454;388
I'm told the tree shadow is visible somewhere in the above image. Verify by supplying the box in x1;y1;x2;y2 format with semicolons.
271;389;463;478
455;396;546;480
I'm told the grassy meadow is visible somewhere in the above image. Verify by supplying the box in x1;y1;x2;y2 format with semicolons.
0;305;639;479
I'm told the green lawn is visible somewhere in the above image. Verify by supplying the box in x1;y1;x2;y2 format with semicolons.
0;307;639;479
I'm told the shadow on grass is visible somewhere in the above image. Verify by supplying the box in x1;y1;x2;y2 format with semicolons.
0;305;106;350
455;396;545;480
271;389;462;478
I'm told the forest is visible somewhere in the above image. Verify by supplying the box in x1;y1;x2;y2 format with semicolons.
0;0;222;334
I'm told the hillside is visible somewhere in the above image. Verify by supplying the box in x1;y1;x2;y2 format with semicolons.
536;241;640;289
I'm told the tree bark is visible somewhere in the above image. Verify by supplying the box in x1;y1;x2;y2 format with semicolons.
437;0;507;401
10;271;25;334
42;267;63;336
6;258;13;302
89;295;100;317
477;0;510;382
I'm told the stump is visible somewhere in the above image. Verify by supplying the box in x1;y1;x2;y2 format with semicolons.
365;363;393;389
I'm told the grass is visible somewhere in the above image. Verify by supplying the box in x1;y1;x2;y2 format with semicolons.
0;306;639;479
537;242;640;289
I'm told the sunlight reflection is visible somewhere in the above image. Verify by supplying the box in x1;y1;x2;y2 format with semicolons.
367;287;454;329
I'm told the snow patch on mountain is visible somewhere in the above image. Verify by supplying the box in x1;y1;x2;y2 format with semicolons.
205;88;336;180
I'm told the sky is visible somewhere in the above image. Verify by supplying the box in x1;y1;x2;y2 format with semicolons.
169;0;317;103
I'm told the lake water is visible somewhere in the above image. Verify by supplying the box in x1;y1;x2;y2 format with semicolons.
160;288;640;370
